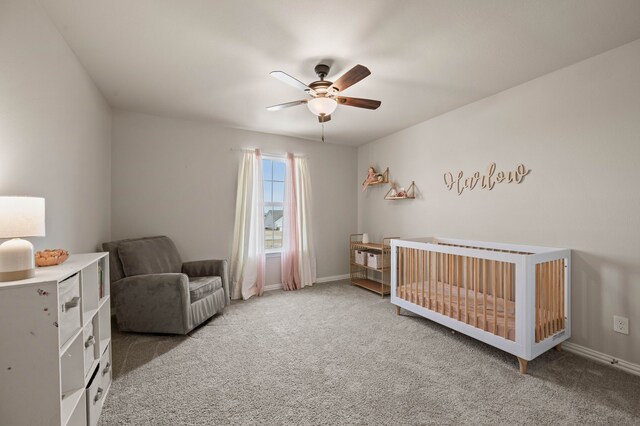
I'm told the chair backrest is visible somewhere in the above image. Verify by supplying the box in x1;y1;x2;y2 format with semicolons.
101;236;182;282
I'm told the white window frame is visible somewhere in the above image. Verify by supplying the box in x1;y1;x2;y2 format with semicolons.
262;154;286;254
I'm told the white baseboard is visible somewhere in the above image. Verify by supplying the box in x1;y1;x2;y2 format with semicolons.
263;283;282;292
263;274;350;292
563;341;640;377
315;273;350;283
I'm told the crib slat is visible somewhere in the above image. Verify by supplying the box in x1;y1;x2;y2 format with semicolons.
544;262;549;340
552;261;555;335
482;259;487;331
503;262;508;339
456;255;461;321
559;259;564;331
411;249;420;305
448;254;453;317
465;256;469;324
552;260;557;334
402;247;406;301
416;250;424;306
474;258;478;327
492;261;497;335
556;259;561;332
427;251;432;309
409;249;416;303
435;252;440;313
545;262;550;339
535;263;540;342
561;259;565;330
436;253;445;315
399;247;403;300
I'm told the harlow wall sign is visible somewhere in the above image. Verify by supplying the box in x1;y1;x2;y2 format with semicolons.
444;163;530;195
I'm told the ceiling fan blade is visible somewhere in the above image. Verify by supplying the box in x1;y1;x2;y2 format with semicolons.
270;71;311;92
328;64;371;92
318;114;331;123
336;96;381;110
266;100;307;111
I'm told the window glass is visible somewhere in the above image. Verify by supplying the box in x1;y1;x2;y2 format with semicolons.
262;157;285;250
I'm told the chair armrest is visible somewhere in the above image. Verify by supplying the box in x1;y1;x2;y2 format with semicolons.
112;273;190;334
182;259;230;306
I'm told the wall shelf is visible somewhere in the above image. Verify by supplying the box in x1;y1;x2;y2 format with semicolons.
385;181;416;200
362;167;389;188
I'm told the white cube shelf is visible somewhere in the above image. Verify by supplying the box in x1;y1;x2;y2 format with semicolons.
0;253;111;426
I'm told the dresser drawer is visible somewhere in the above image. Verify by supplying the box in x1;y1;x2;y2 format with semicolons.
83;321;97;378
58;273;81;347
99;344;112;391
85;369;104;426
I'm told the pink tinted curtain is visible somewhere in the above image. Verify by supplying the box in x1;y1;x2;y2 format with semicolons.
281;153;316;290
230;149;265;300
281;153;300;290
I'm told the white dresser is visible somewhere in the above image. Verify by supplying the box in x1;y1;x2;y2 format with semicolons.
0;253;112;426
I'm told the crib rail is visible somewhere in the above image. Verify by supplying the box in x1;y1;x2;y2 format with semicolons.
391;237;571;365
397;246;517;341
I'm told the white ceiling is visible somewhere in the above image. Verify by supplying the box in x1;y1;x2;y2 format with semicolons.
40;0;640;146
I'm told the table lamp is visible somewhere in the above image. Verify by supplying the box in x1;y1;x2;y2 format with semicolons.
0;196;45;282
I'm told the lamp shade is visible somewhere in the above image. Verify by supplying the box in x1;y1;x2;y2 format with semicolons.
307;97;337;116
0;197;45;239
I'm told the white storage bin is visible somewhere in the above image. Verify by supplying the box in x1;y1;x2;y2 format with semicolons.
367;252;389;270
354;250;367;266
85;369;104;426
58;273;81;348
83;321;97;378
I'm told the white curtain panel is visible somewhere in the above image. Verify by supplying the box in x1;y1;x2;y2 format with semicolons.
281;153;300;290
293;155;317;287
230;149;265;300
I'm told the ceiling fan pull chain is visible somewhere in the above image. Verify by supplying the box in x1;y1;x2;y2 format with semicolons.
321;123;325;143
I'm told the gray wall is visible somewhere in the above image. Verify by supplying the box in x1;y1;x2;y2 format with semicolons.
0;0;112;253
358;39;640;364
111;111;357;282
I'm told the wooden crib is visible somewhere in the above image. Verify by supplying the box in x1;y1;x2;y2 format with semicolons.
390;237;571;374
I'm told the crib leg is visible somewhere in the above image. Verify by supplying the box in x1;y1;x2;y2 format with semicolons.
396;306;401;316
554;343;562;352
517;357;528;374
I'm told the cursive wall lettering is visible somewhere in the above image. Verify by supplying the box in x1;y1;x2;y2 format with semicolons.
444;163;530;195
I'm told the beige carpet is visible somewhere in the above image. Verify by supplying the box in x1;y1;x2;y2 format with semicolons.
99;280;640;425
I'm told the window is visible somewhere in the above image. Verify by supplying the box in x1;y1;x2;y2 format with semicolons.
262;157;285;250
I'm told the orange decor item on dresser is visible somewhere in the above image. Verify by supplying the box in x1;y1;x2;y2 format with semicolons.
35;249;69;267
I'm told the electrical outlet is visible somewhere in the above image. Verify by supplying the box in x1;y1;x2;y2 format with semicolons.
613;315;629;335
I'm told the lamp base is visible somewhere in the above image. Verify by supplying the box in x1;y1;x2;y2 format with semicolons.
0;268;35;282
0;238;36;282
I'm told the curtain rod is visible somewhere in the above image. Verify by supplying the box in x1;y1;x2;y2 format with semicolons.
228;148;307;158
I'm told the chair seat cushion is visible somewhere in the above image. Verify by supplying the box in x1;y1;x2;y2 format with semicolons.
189;276;222;303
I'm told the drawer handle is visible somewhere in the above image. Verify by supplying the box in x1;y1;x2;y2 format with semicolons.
102;362;111;375
62;296;80;312
94;387;104;404
85;335;95;348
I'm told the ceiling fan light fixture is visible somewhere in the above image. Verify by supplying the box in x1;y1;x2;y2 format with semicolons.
307;97;337;117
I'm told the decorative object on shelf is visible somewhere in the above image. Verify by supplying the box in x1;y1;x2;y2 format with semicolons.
443;162;530;195
384;181;416;200
0;196;45;282
362;233;369;244
361;166;389;191
349;233;398;297
35;249;69;267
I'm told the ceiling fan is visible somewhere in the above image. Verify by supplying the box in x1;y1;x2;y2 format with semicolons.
266;64;381;123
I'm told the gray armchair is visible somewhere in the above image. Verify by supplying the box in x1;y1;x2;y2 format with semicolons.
102;236;229;334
